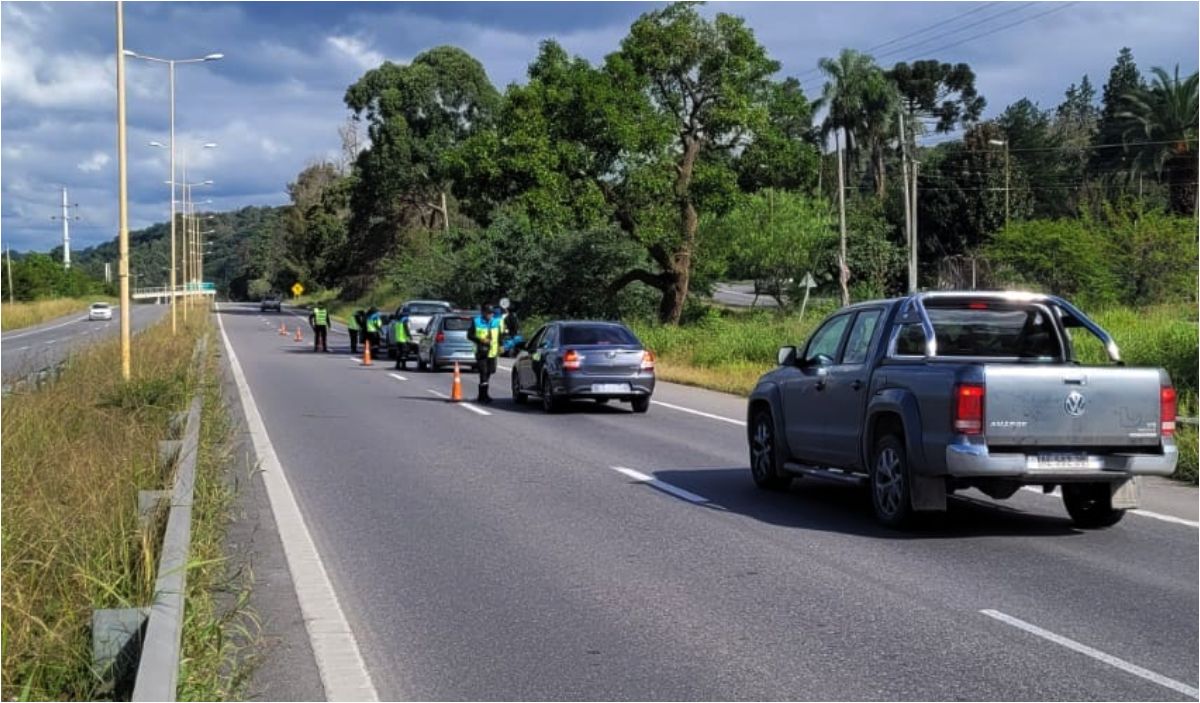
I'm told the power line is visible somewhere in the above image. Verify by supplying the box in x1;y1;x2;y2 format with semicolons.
872;2;1040;64
918;138;1199;154
894;2;1078;66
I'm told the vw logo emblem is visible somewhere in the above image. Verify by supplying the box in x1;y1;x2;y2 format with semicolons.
605;351;617;359
1065;391;1086;416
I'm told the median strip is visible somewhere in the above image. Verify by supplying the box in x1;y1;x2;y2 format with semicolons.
980;609;1198;698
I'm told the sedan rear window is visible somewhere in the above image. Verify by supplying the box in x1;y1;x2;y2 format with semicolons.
896;304;1061;358
405;303;451;315
442;316;473;331
561;325;639;346
91;303;110;309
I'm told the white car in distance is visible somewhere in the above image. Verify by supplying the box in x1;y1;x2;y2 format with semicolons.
88;302;113;321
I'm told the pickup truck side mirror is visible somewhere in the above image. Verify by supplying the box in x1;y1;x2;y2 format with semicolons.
803;353;834;369
777;346;797;367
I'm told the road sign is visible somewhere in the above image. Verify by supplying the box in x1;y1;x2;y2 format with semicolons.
801;272;817;289
291;282;304;297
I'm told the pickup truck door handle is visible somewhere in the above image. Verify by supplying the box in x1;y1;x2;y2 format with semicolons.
851;380;863;391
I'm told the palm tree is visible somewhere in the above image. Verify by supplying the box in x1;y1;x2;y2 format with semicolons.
1120;65;1198;215
816;49;897;198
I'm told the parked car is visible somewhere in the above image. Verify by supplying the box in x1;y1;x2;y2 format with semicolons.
511;321;656;413
384;300;452;358
746;291;1179;529
416;312;478;371
88;302;113;321
260;294;282;312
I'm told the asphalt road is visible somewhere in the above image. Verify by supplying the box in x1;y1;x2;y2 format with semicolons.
220;303;1198;701
1;304;168;379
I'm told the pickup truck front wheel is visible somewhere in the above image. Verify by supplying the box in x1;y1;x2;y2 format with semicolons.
749;409;791;491
1062;483;1126;528
871;435;913;528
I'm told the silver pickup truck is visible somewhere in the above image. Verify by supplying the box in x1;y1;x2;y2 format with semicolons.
747;291;1178;529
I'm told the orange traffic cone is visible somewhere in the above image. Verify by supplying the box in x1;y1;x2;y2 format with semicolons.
278;322;287;335
450;362;463;402
362;339;373;366
294;326;303;342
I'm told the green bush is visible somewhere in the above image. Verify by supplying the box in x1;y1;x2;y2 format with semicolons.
987;218;1122;307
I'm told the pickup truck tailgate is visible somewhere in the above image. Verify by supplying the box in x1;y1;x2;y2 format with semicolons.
984;366;1162;448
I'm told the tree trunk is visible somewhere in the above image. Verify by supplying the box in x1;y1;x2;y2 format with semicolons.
872;140;887;199
659;137;703;324
1167;153;1197;216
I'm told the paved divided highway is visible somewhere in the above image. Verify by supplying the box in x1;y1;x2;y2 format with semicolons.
219;303;1198;701
1;304;168;379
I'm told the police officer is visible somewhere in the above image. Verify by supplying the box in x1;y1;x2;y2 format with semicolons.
471;303;503;403
346;308;362;354
365;307;383;353
392;313;411;370
309;302;330;352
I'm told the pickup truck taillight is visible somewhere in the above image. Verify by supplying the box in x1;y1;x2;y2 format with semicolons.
435;331;445;343
954;382;985;435
1161;386;1177;437
563;349;581;371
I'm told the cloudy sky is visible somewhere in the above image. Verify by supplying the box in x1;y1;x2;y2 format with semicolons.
2;1;1196;253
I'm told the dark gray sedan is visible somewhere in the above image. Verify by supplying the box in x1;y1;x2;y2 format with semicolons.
511;321;656;413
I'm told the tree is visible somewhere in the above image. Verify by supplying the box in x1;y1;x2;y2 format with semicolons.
1119;65;1198;215
344;46;499;269
888;59;985;162
1051;75;1100;215
735;78;821;193
817;49;897;197
1091;48;1145;179
707;189;835;307
986;217;1121;308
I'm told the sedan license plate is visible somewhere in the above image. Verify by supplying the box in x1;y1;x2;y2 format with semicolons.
1037;452;1089;469
592;383;631;394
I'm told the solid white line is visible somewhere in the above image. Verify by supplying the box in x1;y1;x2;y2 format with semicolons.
651;399;745;426
216;309;379;702
15;346;28;351
44;339;56;345
2;315;87;340
425;388;491;415
1019;486;1198;528
387;372;407;381
612;466;711;504
981;609;1198;698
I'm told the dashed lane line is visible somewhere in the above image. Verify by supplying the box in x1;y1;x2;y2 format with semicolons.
388;372;408;382
426;388;491;416
981;609;1198;698
650;399;745;426
611;466;712;504
2;315;88;340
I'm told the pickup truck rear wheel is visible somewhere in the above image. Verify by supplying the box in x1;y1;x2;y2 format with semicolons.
1062;483;1126;528
749;409;791;491
871;435;914;528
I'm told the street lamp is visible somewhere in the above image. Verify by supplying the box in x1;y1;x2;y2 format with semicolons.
125;49;222;334
988;138;1010;230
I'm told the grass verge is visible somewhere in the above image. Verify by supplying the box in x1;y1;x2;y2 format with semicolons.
1;297;115;331
0;313;249;699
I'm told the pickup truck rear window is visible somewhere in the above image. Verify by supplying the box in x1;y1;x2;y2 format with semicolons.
895;305;1061;358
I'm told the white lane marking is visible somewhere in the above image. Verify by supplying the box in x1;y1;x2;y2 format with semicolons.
2;315;88;340
15;346;28;351
981;609;1198;698
426;388;491;416
215;307;380;702
44;339;56;345
1019;486;1198;528
612;466;711;504
651;399;745;426
387;372;407;381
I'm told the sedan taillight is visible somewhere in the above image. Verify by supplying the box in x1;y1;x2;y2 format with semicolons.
563;349;581;371
641;350;656;371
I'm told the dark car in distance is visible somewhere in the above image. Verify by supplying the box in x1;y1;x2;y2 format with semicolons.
261;294;282;312
511;321;656;413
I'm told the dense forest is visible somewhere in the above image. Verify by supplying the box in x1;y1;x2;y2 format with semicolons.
38;4;1199;320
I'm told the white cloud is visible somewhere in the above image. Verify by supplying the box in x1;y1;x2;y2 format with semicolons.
77;151;110;172
326;35;385;70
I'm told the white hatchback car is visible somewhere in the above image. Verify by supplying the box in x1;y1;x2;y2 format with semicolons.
88;302;113;321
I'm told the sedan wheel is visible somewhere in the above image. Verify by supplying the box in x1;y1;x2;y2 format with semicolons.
541;374;562;413
870;435;913;528
511;370;526;405
749;410;790;490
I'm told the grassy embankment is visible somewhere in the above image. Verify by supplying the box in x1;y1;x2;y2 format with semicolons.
633;303;1198;483
1;315;250;700
1;296;116;332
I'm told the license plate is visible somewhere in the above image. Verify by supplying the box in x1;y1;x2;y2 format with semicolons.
1037;452;1089;469
592;383;631;394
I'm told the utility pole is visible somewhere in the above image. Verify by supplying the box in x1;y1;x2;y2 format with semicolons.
898;110;914;293
836;131;849;307
105;262;112;284
50;187;80;269
910;158;919;290
116;0;131;380
6;244;15;304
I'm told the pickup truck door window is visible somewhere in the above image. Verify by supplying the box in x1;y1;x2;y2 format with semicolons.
819;309;884;469
784;313;852;464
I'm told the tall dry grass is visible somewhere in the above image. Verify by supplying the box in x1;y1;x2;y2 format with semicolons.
1;315;207;699
1;297;113;332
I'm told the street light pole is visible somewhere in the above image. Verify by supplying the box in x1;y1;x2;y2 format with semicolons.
116;0;131;380
989;138;1010;230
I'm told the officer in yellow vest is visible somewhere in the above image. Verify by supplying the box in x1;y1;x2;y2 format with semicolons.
309;303;330;352
471;303;503;403
392;313;411;370
345;308;361;354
